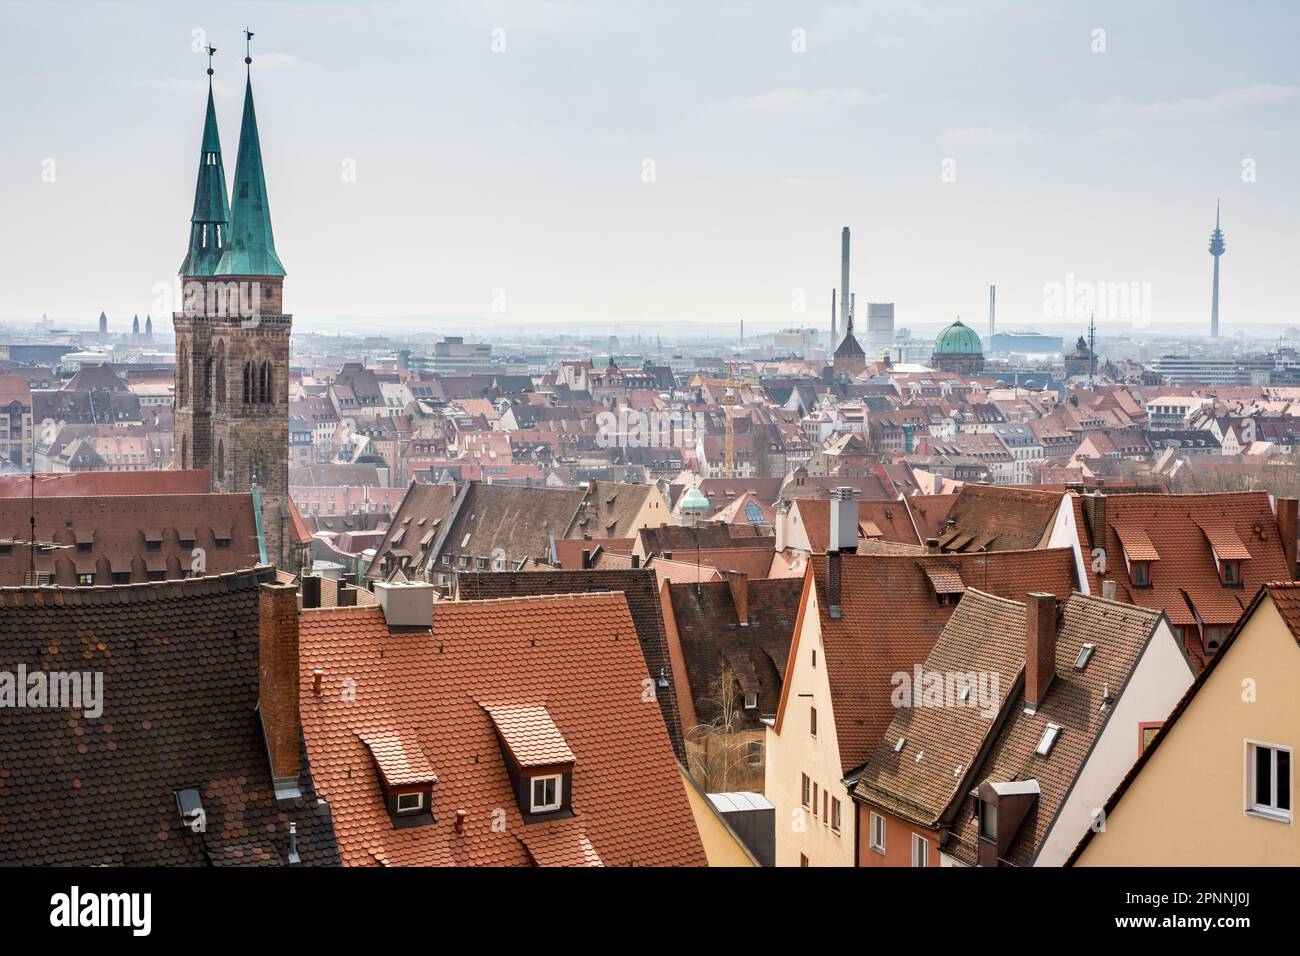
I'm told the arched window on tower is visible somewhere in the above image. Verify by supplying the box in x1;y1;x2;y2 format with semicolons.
214;343;227;409
178;346;189;406
243;361;252;404
260;361;273;404
216;439;224;481
203;357;212;406
180;434;188;470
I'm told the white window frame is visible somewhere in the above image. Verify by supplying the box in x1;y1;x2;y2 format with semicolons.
869;811;886;853
911;832;929;867
1245;740;1292;823
530;773;563;813
743;692;758;710
395;791;423;814
746;740;763;767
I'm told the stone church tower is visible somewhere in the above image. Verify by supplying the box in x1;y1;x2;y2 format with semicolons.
174;43;294;570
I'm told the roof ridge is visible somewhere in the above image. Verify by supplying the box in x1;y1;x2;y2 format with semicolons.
0;565;273;603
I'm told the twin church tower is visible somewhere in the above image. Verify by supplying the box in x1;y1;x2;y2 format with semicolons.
173;34;294;569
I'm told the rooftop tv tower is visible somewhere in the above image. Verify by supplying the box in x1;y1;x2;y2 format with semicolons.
1209;199;1225;339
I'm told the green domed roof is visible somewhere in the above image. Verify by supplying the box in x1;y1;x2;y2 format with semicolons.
933;320;983;355
679;487;710;513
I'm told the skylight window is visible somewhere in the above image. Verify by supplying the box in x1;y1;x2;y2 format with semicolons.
1036;724;1062;757
1074;643;1096;671
894;737;906;753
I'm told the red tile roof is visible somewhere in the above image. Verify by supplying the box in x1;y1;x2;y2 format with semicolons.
0;469;210;498
298;594;706;866
1074;492;1292;643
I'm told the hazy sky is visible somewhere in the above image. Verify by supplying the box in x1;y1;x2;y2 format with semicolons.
1;0;1297;337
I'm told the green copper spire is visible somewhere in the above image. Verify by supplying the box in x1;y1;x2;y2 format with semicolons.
216;32;285;277
180;46;232;277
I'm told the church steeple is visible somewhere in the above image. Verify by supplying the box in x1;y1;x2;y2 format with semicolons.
180;46;231;278
215;30;285;277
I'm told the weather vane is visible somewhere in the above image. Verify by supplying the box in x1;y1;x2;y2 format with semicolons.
244;27;255;66
205;44;216;78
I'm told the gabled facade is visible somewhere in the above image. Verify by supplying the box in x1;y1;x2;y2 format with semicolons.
1071;584;1300;866
766;545;1078;866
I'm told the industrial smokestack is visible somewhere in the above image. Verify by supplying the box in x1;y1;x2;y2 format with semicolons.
840;227;851;340
849;293;856;336
988;285;996;340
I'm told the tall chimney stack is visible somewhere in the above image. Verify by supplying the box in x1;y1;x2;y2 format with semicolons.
840;227;851;341
1024;593;1058;713
988;285;996;341
259;582;302;797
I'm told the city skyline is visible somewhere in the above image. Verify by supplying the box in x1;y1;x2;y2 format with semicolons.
1;0;1297;333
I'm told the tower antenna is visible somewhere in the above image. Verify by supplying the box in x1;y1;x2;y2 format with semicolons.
1209;198;1225;339
244;27;255;68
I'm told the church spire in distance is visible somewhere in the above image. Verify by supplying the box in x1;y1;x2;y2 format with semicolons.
215;28;286;277
180;44;232;278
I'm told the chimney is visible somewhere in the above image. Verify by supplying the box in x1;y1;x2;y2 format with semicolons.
337;585;357;607
828;487;858;553
1024;593;1058;713
374;581;435;628
312;668;324;696
301;574;322;610
259;582;302;797
1081;491;1106;549
925;537;940;554
826;550;843;619
723;570;749;625
455;809;468;833
774;502;788;553
1277;497;1298;578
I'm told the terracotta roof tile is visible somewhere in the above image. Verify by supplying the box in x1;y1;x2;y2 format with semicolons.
484;705;576;767
298;593;705;867
456;569;685;762
1075;492;1292;660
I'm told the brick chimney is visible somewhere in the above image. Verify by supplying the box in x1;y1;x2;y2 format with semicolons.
723;570;749;625
1277;497;1298;578
1081;491;1106;550
259;582;302;797
1024;592;1057;713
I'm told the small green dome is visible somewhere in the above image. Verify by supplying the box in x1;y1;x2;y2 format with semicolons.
679;487;710;512
933;320;983;355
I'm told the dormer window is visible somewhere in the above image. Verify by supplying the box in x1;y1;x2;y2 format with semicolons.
1222;560;1241;586
396;792;424;815
1131;560;1150;588
743;692;758;710
361;732;438;827
529;774;563;813
485;704;576;822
